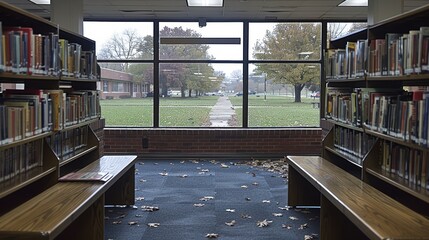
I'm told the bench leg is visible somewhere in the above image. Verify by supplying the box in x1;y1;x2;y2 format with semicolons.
320;195;368;240
288;166;320;206
57;194;105;240
105;165;136;205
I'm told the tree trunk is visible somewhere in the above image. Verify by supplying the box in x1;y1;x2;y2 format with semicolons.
188;89;192;98
294;84;304;102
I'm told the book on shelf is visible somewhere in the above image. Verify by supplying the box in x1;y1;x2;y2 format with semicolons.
380;140;429;190
0;21;3;72
418;27;429;72
0;140;43;183
59;171;112;182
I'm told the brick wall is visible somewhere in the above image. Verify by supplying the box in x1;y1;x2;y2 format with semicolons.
104;128;322;159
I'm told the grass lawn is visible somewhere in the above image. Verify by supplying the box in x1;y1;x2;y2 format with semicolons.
100;95;320;127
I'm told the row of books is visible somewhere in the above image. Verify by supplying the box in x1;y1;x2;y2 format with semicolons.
0;22;98;79
333;126;376;165
0;140;42;182
326;87;429;146
326;26;429;79
0;89;100;145
381;140;429;190
46;126;88;161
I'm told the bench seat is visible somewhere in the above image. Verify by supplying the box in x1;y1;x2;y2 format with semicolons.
0;155;137;240
287;155;429;240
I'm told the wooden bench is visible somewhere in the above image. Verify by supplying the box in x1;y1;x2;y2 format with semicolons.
0;155;137;240
311;102;320;108
286;155;429;240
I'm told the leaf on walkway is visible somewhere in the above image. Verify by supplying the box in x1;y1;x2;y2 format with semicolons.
278;206;293;211
136;197;145;201
262;200;271;203
225;220;236;226
193;203;205;207
128;221;138;225
147;223;160;228
245;197;251;201
139;179;147;183
112;221;122;225
241;214;252;219
226;209;236;213
252;182;259;186
256;219;273;227
289;216;299;220
159;172;168;176
180;174;188;178
272;213;283;217
241;185;248;189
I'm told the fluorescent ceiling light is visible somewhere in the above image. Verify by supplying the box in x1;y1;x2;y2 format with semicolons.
338;0;367;7
29;0;50;4
187;0;223;7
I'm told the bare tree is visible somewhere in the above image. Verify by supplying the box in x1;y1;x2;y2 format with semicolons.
99;29;145;71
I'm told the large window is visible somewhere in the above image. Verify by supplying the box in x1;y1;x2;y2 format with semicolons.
84;21;325;128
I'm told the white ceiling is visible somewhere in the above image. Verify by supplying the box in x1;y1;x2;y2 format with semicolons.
3;0;429;21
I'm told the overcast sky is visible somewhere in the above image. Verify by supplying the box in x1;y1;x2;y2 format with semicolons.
83;22;274;77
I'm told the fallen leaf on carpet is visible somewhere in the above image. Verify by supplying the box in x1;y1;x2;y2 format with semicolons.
299;223;308;230
141;206;159;212
225;220;236;226
282;224;292;229
256;219;273;227
205;233;219;238
200;196;214;201
304;234;318;240
147;223;160;228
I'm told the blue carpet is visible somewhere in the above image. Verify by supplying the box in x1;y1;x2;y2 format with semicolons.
104;159;320;240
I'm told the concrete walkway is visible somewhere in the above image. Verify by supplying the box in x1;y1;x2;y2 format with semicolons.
209;96;235;127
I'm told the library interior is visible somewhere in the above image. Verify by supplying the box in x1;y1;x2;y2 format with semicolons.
1;0;429;239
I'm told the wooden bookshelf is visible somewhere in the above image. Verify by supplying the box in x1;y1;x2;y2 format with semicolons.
323;3;429;217
0;1;100;215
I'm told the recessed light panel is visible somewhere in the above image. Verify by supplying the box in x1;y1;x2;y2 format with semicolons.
338;0;367;7
187;0;223;7
29;0;50;4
